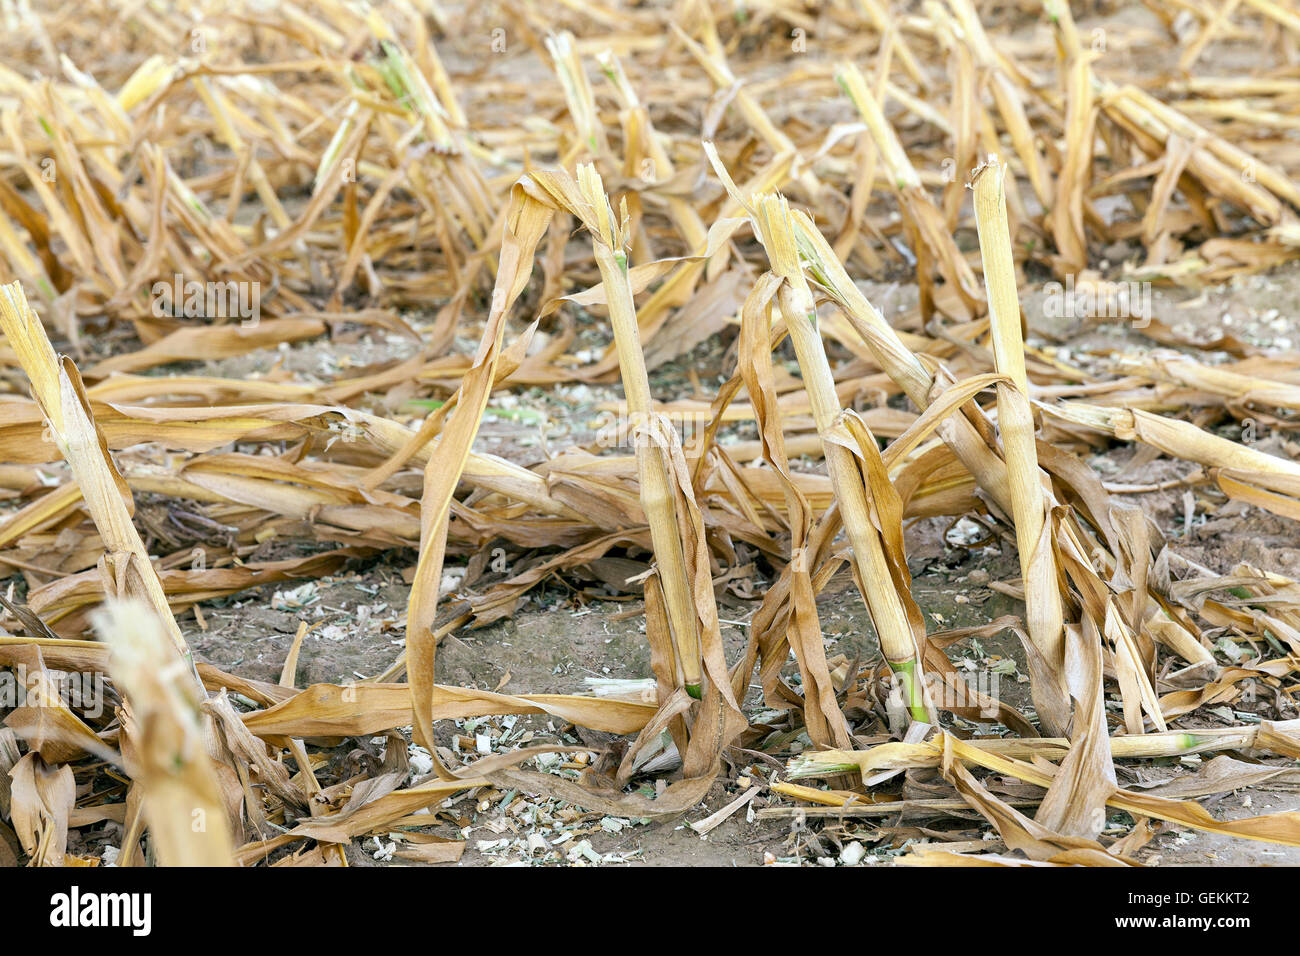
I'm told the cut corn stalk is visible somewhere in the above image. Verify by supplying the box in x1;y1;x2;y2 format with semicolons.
715;165;931;721
94;600;234;867
573;163;703;696
971;160;1069;735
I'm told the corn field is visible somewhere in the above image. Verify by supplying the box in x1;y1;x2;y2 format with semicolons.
0;0;1298;871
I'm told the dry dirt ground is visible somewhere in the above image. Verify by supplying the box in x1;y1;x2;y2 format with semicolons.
156;261;1300;867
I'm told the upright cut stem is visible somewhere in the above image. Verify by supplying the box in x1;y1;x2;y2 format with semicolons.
755;194;928;721
577;165;703;696
970;160;1069;736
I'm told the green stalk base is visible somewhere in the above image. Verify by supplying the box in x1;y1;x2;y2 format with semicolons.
888;658;930;722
